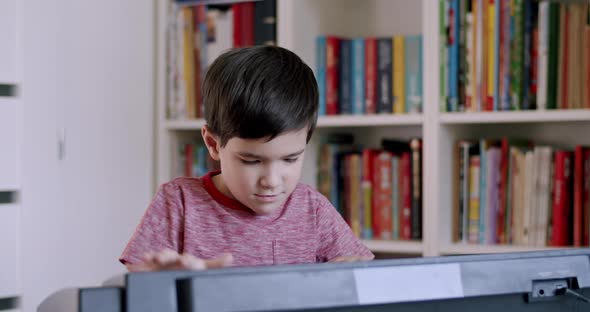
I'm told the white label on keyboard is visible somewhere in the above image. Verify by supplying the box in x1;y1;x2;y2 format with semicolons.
354;263;464;304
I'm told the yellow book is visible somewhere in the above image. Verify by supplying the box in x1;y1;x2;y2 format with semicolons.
468;155;480;243
393;36;405;114
182;7;196;119
362;181;372;239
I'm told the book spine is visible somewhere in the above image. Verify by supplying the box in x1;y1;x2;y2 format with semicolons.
510;0;525;110
411;139;422;239
551;151;572;246
449;0;460;112
440;0;448;111
546;3;560;110
376;38;393;114
401;152;412;240
392;155;400;240
254;0;276;46
468;155;481;243
478;141;487;243
405;36;423;114
583;149;590;246
487;0;496;111
466;4;475;112
316;36;327;116
352;38;365;115
573;146;584;246
393;36;405;114
365;37;378;114
326;36;340;115
340;39;353;114
537;2;549;110
500;0;512;110
374;151;393;239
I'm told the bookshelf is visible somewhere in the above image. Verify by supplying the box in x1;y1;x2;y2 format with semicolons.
0;0;20;309
156;0;590;257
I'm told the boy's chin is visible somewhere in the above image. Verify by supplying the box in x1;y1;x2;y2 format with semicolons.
249;203;282;216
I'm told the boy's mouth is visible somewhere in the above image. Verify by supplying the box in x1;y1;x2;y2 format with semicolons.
255;194;278;198
254;193;280;202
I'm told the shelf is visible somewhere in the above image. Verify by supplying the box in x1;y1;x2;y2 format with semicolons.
175;0;262;8
165;114;423;131
165;119;206;130
440;109;590;124
362;240;423;254
317;114;423;128
440;243;570;255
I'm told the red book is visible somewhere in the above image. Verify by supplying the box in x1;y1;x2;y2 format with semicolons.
583;149;590;245
184;143;194;177
585;26;590;109
232;3;243;47
326;36;340;115
400;151;412;240
551;151;572;246
573;146;584;246
364;37;377;114
362;149;377;234
372;151;393;240
241;2;255;46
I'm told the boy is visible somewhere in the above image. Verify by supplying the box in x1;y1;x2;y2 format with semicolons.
120;46;374;271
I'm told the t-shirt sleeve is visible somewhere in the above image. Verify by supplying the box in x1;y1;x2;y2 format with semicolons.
119;182;185;265
316;195;374;262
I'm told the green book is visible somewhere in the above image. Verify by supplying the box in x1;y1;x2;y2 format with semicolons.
510;0;525;110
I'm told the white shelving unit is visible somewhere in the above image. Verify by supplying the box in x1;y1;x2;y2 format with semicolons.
0;0;21;309
155;0;590;257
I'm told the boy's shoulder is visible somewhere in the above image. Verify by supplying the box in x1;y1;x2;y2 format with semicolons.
290;183;332;209
159;176;208;197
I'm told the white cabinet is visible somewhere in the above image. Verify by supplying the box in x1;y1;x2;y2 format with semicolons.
0;203;19;298
0;0;19;84
0;98;19;191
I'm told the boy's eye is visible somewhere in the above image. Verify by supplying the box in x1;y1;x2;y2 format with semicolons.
240;159;260;165
284;158;298;164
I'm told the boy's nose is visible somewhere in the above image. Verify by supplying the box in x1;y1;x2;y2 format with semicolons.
259;172;281;190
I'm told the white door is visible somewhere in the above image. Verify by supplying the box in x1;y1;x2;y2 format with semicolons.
20;0;155;310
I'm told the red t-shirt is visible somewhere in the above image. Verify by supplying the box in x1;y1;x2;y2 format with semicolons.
120;171;373;266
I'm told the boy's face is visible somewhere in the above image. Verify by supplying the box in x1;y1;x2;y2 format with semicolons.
202;127;308;215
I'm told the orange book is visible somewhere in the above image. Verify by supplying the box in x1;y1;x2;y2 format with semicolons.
372;151;393;240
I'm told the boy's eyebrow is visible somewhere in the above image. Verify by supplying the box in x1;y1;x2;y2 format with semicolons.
237;149;305;159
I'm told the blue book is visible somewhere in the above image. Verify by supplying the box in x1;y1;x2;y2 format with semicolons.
478;140;487;244
448;0;460;112
316;36;327;116
493;0;500;111
339;39;353;114
405;35;423;113
351;38;365;114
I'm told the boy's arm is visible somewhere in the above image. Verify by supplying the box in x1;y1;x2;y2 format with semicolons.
316;195;375;262
119;182;185;266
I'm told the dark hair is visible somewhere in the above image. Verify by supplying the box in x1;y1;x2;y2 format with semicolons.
203;46;319;147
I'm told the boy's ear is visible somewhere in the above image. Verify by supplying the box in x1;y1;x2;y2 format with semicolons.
201;126;221;161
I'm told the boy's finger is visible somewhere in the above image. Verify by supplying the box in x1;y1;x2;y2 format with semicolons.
205;253;233;269
328;256;372;263
179;254;207;270
154;249;180;266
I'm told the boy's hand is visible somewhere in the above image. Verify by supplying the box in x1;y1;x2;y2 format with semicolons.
127;249;233;272
328;256;373;263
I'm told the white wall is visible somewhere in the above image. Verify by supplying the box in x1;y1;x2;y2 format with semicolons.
20;0;155;311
